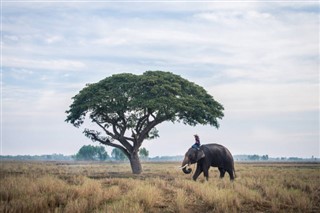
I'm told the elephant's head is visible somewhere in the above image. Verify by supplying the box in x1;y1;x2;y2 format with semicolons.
181;147;205;174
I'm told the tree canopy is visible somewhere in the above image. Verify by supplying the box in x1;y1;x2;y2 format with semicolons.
66;71;224;174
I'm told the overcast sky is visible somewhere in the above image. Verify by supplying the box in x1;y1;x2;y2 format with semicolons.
2;1;319;158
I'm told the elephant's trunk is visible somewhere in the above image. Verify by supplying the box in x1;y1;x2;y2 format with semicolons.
182;166;192;174
181;157;192;174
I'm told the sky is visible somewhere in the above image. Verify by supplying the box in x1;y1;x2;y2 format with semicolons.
1;1;319;158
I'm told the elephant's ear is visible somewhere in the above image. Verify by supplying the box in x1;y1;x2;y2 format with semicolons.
196;150;205;161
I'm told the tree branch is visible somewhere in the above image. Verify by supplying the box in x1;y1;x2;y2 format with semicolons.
136;113;149;134
135;117;166;149
92;118;134;154
92;118;115;138
118;114;127;136
84;130;130;158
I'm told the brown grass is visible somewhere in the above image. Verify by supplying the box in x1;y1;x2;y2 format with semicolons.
0;161;319;212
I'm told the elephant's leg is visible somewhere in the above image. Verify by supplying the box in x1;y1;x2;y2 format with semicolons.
218;167;226;178
227;169;235;181
203;167;209;181
192;165;202;181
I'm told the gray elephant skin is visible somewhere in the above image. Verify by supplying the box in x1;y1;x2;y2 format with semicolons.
181;143;236;181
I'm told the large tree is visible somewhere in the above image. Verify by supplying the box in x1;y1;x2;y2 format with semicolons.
65;71;224;174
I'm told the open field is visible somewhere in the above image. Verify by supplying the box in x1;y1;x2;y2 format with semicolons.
0;161;319;213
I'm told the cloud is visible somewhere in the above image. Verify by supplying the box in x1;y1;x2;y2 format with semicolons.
194;10;272;23
3;2;317;82
3;57;86;71
210;83;319;113
45;35;63;44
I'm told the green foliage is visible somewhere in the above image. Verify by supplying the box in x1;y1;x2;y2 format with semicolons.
75;145;109;161
139;147;149;159
111;148;127;161
66;70;223;137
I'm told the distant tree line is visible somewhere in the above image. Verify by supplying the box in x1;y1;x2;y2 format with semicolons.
233;154;269;161
1;150;318;162
74;145;149;161
0;145;149;162
233;155;319;162
148;155;184;162
0;154;73;161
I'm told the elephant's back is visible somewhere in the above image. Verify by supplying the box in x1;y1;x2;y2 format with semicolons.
202;143;234;166
203;143;232;154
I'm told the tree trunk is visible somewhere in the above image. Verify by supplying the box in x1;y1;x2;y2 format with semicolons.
129;151;142;174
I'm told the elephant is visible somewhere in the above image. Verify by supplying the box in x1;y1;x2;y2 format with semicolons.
181;143;236;181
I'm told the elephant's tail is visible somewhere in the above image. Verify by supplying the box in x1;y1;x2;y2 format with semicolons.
233;164;237;179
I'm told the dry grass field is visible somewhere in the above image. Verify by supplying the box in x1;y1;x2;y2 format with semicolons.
0;161;319;213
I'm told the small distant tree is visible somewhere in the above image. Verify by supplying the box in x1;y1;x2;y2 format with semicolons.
96;146;109;161
111;148;127;161
248;154;260;161
139;147;149;159
75;145;109;161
